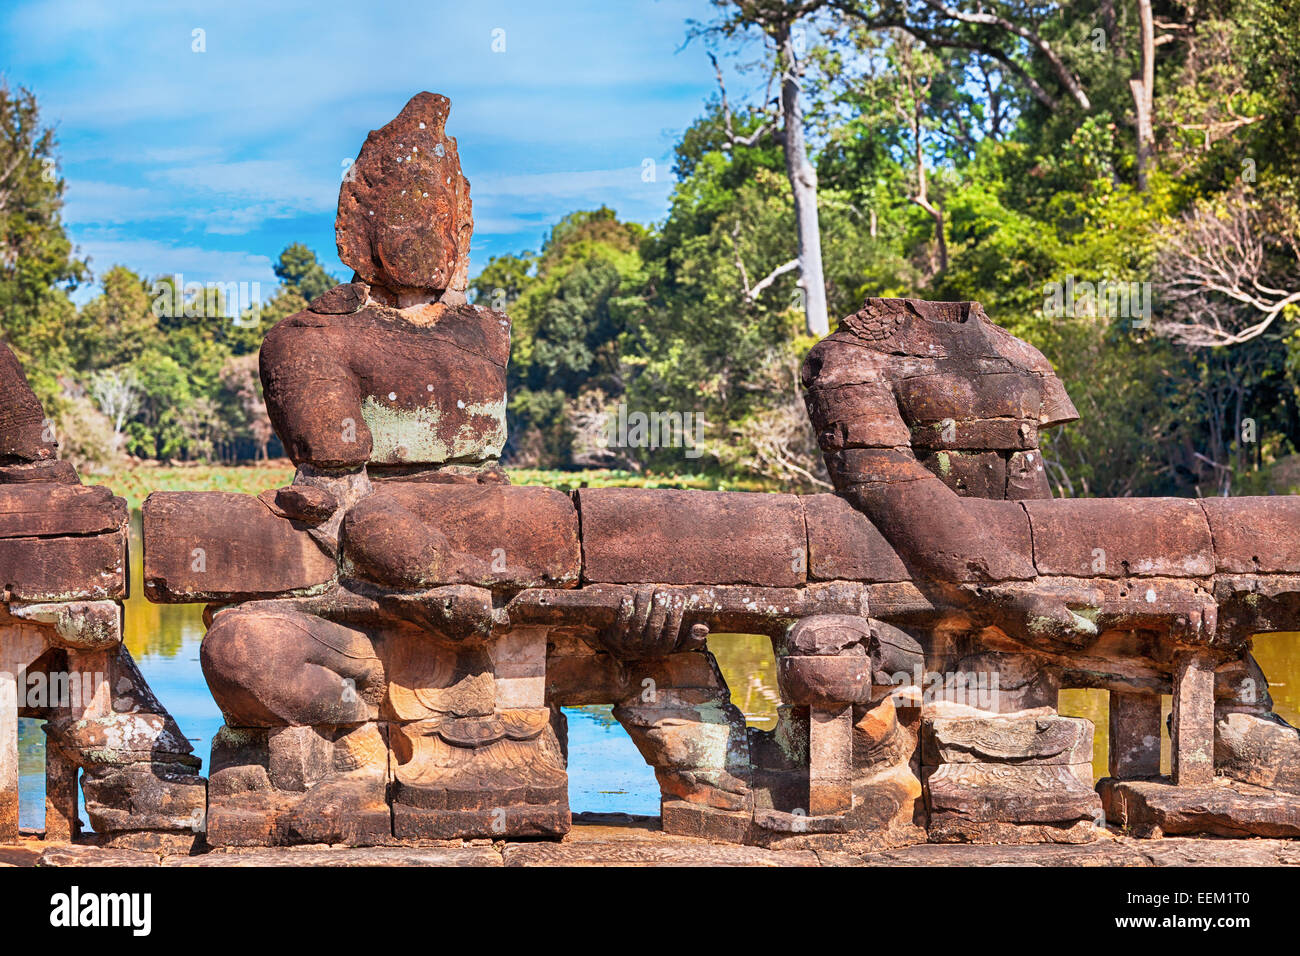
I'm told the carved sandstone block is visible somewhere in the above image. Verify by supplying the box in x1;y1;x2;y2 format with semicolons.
1024;497;1214;578
259;304;508;467
578;488;805;586
1215;711;1300;794
335;92;472;296
1100;777;1300;838
342;482;579;590
803;493;909;582
1200;497;1300;574
0;483;125;537
0;341;56;461
923;762;1099;823
142;492;337;602
922;715;1093;767
0;528;127;601
805;491;1036;583
1172;650;1216;786
778;656;873;707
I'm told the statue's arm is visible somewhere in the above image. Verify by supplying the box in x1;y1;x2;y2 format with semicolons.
802;340;1092;644
802;343;1013;584
259;321;372;467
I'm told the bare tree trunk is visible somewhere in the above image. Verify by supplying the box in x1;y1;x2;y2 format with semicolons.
777;23;829;337
1130;0;1155;191
911;111;947;272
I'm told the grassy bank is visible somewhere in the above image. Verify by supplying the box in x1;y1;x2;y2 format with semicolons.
88;461;778;510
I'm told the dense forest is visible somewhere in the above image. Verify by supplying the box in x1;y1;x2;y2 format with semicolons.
3;0;1299;497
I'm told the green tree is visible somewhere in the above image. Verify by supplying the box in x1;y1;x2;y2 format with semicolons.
274;242;336;301
0;82;86;404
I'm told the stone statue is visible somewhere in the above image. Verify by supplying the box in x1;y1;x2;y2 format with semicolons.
0;341;204;849
171;93;566;844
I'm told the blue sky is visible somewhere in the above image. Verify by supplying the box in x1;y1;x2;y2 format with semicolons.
0;0;757;302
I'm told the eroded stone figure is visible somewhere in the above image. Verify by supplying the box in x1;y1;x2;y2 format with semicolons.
0;341;205;848
192;92;569;843
802;296;1300;840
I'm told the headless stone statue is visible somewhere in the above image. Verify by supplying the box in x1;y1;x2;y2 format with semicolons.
802;298;1102;840
803;297;1091;647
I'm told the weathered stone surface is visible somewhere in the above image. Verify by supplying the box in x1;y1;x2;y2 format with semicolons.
778;656;873;706
81;765;207;833
1172;650;1216;786
0;483;125;538
19;830;1300;866
342;482;579;590
855;838;1145;865
0;528;127;601
515;582;868;643
922;715;1093;766
1200;496;1300;573
1100;776;1300;838
803;493;910;582
45;713;196;768
259;484;338;524
205;724;391;848
923;763;1099;823
259;304;508;467
142;492;337;601
0;482;127;601
0;341;55;462
213;781;392;848
1025;497;1215;578
1109;690;1162;779
578;488;806;586
267;725;334;792
502;841;820;866
9;599;120;649
787;613;871;655
1216;711;1300;793
808;706;854;814
38;845;162;867
390;709;570;839
172;845;503;866
307;281;369;315
336;92;472;297
0;459;77;483
926;817;1100;844
43;744;79;841
202;607;383;726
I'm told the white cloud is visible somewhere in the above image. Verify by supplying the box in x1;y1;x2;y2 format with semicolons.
72;237;275;302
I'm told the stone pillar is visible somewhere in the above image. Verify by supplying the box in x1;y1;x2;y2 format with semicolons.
43;647;112;840
43;743;79;841
0;662;17;844
490;627;548;709
1108;690;1162;779
1172;651;1216;786
0;624;46;844
808;705;853;815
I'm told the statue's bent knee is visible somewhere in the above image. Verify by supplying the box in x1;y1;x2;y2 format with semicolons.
202;607;382;727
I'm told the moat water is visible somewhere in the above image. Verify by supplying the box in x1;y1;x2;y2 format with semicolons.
16;514;1300;830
